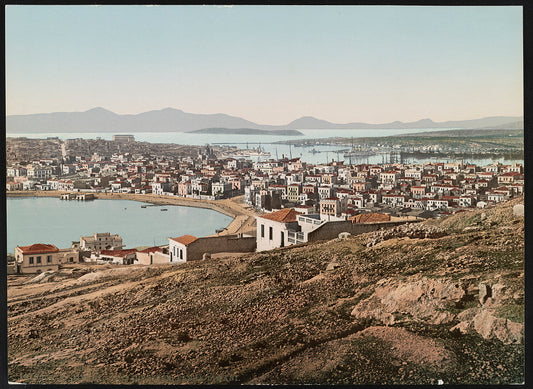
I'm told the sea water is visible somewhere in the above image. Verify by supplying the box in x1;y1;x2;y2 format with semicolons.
6;197;232;254
6;128;523;166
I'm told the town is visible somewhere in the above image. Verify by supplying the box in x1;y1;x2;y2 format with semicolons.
6;135;524;274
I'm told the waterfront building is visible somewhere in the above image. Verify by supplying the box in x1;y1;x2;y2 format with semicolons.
112;134;135;143
6;181;23;191
80;232;123;252
97;249;138;264
26;165;54;180
211;181;232;197
14;243;60;274
6;166;27;177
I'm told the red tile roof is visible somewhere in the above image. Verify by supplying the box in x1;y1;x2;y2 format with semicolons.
139;246;164;254
259;208;301;223
169;235;198;246
100;249;137;257
17;243;59;255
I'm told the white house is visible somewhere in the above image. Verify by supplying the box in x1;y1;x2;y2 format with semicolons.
255;208;301;252
168;235;197;262
459;195;476;208
487;192;506;203
381;194;405;208
152;182;172;195
211;182;232;197
427;199;449;210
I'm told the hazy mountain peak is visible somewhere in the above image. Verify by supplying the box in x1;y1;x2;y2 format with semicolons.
5;108;524;133
415;118;435;124
160;107;183;112
85;107;115;114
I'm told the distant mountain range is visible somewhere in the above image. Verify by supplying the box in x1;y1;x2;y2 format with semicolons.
5;107;523;133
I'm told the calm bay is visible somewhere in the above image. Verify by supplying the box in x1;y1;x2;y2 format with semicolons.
7;129;523;166
6;197;233;254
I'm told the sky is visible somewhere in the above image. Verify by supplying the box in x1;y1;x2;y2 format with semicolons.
5;5;523;125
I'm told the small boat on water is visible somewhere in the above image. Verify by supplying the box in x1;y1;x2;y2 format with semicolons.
161;208;168;211
141;205;147;208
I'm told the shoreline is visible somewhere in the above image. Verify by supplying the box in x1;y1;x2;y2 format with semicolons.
7;191;260;237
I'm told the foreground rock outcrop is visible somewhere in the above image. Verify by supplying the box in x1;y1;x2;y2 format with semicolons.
351;277;466;325
7;197;524;385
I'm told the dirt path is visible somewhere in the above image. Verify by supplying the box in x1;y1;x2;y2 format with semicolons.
8;268;181;321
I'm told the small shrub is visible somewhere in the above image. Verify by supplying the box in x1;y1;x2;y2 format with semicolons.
176;331;191;342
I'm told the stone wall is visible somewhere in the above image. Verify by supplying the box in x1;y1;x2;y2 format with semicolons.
308;220;419;243
187;235;256;261
136;251;170;265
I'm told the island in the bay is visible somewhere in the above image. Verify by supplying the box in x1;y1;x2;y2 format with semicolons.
186;127;303;136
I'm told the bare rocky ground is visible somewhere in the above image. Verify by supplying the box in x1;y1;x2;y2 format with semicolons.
7;197;524;384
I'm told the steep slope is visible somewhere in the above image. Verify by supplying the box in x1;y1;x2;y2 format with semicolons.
7;198;524;384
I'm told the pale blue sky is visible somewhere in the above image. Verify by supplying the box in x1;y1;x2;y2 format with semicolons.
5;5;523;124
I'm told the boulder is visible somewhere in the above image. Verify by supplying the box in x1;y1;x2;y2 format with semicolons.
451;308;523;345
25;271;55;284
513;204;524;217
472;309;523;344
351;277;465;325
338;232;351;240
326;261;340;271
463;226;481;232
478;282;508;307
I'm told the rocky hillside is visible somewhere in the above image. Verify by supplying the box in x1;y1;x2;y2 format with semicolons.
7;197;524;384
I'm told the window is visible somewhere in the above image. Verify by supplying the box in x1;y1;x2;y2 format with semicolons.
180;249;183;260
29;257;34;264
269;226;273;240
47;255;52;263
36;256;41;264
261;224;264;238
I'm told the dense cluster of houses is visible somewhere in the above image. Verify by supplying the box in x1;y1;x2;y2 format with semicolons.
6;145;253;199
6;150;523;214
8;140;524;274
244;159;524;218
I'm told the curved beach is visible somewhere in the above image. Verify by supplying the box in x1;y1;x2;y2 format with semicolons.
6;191;260;237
